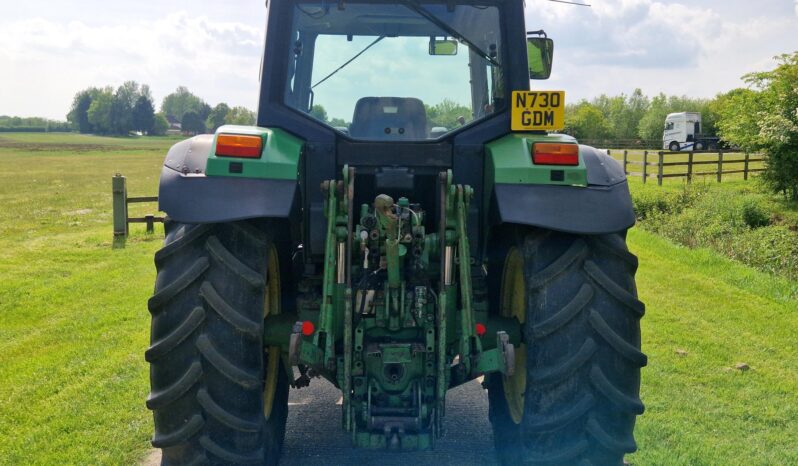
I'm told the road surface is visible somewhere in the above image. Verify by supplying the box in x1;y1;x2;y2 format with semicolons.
142;379;498;466
279;378;498;465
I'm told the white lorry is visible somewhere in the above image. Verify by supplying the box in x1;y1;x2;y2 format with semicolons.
662;112;720;152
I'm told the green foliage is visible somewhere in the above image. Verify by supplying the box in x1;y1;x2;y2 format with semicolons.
161;86;208;123
725;226;798;278
151;113;169;136
741;198;771;228
425;99;471;129
206;103;231;132
310;104;328;122
631;183;798;280
717;53;798;200
224;106;256;126
0;115;71;132
715;88;764;152
131;95;155;134
67;88;100;133
329;117;349;128
70;82;154;136
591;89;649;140
564;102;613;140
87;88;115;135
631;183;704;220
181;111;206;135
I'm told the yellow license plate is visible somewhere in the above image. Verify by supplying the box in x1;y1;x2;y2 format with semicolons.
511;91;565;131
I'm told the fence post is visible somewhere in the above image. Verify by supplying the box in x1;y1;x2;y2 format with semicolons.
657;151;664;186
623;150;628;175
112;174;128;237
643;150;648;184
717;150;724;183
145;215;155;234
687;152;694;184
744;152;750;181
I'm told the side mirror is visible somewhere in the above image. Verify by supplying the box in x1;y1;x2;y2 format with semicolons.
527;36;554;80
429;38;458;56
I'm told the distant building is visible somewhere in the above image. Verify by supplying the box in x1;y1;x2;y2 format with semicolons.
165;115;182;135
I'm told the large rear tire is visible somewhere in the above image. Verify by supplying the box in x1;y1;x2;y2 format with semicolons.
487;228;646;466
147;220;289;465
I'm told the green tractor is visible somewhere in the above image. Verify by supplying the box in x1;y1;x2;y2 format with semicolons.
146;1;645;464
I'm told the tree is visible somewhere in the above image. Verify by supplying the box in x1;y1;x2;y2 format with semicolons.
718;52;798;199
181;111;206;135
310;104;328;122
225;106;256;125
161;86;207;123
198;102;212;122
67;88;99;133
111;81;144;135
132;95;155;134
425;99;472;129
87;88;115;134
151;113;170;136
329;117;349;128
564;102;613;140
206;103;231;132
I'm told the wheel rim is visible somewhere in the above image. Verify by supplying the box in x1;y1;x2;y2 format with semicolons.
263;244;281;421
500;247;526;425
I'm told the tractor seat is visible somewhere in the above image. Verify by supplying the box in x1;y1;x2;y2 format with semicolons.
350;97;427;140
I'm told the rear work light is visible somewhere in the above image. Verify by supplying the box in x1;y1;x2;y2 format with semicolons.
532;143;579;166
216;134;263;158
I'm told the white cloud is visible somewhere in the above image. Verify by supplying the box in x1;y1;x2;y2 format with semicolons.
0;13;264;119
527;0;798;101
1;1;797;120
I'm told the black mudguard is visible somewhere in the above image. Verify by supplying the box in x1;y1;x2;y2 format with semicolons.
492;145;636;235
157;135;298;224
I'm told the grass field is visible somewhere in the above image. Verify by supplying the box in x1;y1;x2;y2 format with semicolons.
1;133;797;464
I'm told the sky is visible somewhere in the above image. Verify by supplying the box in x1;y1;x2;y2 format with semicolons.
1;0;798;120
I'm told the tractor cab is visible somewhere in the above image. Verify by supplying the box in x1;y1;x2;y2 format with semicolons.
259;1;553;138
281;2;508;140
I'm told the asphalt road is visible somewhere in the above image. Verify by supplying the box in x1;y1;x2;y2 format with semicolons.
142;379;498;466
279;378;499;466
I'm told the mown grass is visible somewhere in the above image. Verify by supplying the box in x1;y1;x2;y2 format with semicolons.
0;133;169;464
0;133;796;464
627;229;798;465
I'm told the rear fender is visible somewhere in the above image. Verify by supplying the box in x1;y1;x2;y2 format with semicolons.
486;135;635;234
158;127;302;224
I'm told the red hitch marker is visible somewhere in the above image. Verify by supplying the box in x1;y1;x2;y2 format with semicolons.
475;323;487;337
301;321;315;336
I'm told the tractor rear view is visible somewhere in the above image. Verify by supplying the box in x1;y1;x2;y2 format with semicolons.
146;1;645;465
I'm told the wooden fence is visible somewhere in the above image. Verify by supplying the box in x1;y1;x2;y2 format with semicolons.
581;139;662;150
606;150;765;185
112;174;163;239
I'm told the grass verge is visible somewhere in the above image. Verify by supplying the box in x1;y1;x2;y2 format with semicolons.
0;133;166;464
627;229;798;465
